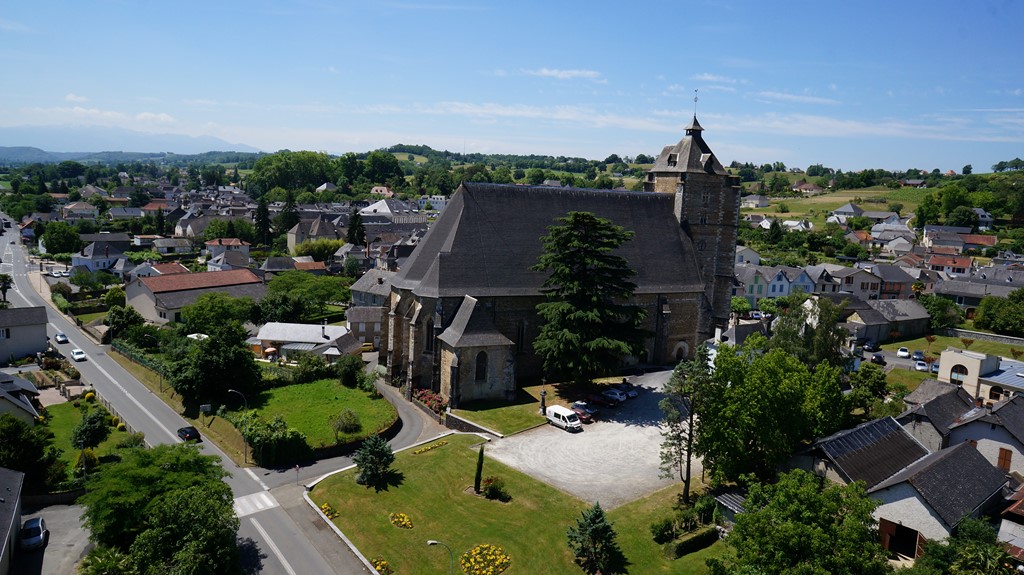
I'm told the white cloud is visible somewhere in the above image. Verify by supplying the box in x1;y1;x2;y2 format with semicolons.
692;73;737;84
135;112;175;124
64;93;87;102
524;68;603;81
0;18;30;32
755;91;841;105
702;85;736;93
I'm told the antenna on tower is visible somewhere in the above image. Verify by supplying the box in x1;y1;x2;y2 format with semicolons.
693;89;699;116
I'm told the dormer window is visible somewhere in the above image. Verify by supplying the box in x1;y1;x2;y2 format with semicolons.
667;153;678;167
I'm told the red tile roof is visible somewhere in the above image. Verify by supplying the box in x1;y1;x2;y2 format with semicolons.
959;234;997;247
141;268;261;293
294;261;326;271
152;262;190;275
927;254;973;267
204;238;251;246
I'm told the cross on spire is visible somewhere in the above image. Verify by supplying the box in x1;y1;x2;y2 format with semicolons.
693;89;699;115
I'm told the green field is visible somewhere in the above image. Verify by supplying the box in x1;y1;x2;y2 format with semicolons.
882;334;1020;360
243;378;398;449
311;433;725;574
741;186;930;230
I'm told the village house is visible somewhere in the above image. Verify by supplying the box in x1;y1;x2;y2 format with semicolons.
126;268;266;324
0;307;48;367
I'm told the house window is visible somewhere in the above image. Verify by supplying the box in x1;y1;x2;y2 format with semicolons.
475;351;488;382
990;386;1005;401
845;277;853;284
757;285;763;295
950;364;968;386
998;448;1012;471
0;328;9;339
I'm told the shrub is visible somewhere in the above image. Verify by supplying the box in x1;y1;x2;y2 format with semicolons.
50;281;73;300
116;432;145;449
84;392;95;402
482;476;511;502
52;294;71;313
109;416;120;427
76;448;98;472
673;526;718;558
650;517;677;544
116;422;126;432
65;366;80;379
693;494;718;525
330;409;361;436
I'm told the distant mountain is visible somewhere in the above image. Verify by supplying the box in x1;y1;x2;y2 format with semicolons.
0;125;261;157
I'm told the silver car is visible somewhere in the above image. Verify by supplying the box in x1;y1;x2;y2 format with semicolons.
18;517;48;550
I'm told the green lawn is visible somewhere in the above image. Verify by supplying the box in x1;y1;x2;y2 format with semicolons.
740;186;929;231
451;380;627;435
247;379;398;449
75;311;108;324
45;401;130;467
608;483;731;574
882;335;1020;360
312;433;722;574
885;368;932;394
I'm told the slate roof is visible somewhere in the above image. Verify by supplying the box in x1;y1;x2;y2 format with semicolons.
0;306;47;327
950;396;1024;446
437;295;515;348
256;322;348;344
865;299;930;322
393;182;706;298
345;305;385;324
208;251;250;267
869;442;1008;528
351;269;396;298
869;264;915;284
904;379;962;406
833;202;864;216
934;279;1016;299
0;466;25;548
815;416;930;489
141;268;261;294
81;241;124;259
650;116;728;175
899;382;973;437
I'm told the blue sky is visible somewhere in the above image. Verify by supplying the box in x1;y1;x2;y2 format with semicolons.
1;1;1022;172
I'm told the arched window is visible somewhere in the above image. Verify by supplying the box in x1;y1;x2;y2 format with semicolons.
425;319;434;351
950;364;968;386
990;386;1005;401
475;351;488;382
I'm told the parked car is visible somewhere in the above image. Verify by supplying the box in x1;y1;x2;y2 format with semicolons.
177;426;201;442
896;347;911;358
18;517;48;550
586;393;616;408
611;380;639;398
54;332;69;344
861;340;878;352
601;389;628;404
912;350;925;361
571;401;598;421
870;353;886;366
70;348;86;362
569;404;594;423
359;342;376;353
914;360;929;372
931;362;940;374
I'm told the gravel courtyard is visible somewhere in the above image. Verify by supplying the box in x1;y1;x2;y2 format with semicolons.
483;369;703;509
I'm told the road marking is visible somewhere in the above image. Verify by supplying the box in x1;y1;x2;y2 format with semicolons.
245;468;271;491
87;352;179;442
250;518;299;575
233;492;280;518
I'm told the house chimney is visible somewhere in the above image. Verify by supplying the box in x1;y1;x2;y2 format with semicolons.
377;277;384;285
322;320;329;339
104;245;109;258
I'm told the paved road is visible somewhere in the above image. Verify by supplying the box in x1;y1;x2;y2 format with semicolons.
2;236;368;574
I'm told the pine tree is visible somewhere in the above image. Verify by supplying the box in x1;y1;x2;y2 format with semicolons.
474;444;485;493
347;208;366;246
353;434;395;488
255;197;271;246
566;503;621;574
532;211;647;385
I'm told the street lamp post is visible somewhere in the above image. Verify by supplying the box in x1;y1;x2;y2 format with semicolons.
426;540;454;575
228;388;249;464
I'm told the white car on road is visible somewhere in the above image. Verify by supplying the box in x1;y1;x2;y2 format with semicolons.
70;349;86;362
896;347;911;358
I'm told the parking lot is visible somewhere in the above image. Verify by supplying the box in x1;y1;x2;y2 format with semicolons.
484;369;701;509
10;504;90;575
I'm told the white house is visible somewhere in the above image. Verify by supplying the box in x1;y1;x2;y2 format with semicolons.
735;245;760;266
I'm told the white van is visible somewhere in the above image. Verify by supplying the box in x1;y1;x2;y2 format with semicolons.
546;405;582;432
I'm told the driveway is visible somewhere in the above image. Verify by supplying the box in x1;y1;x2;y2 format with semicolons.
9;504;90;575
484;369;702;509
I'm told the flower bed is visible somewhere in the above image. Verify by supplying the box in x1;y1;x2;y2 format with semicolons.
412;440;448;455
460;543;511;575
413;388;448;414
389;512;413;529
320;502;339;519
371;557;394;575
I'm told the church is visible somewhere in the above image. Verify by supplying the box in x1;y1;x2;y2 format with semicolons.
382;117;740;406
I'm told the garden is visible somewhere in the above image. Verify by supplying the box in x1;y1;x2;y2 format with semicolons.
310;433;729;574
